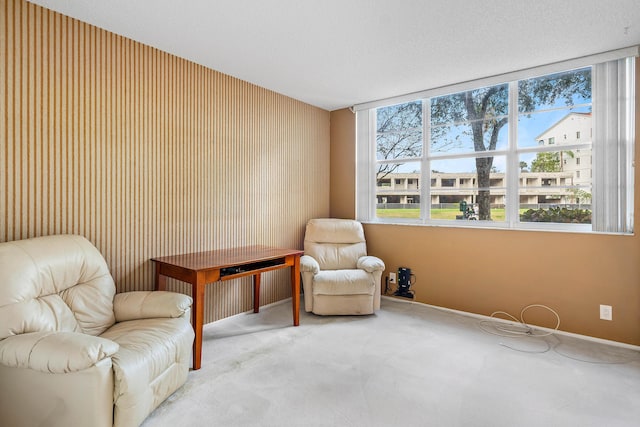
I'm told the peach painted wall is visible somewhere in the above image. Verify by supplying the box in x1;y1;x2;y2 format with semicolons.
329;62;640;346
330;107;356;219
1;0;330;323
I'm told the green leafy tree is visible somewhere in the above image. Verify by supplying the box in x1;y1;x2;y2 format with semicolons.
531;150;575;172
531;152;561;172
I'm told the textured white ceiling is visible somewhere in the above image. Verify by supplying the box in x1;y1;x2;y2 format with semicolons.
28;0;640;111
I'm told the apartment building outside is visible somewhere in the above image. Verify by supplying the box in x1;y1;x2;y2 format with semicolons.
534;112;592;188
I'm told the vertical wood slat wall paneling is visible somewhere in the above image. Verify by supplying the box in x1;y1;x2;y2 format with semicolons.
1;0;330;323
1;1;6;240
5;0;12;239
14;0;19;239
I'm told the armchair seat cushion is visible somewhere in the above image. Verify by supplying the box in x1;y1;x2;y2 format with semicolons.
101;318;194;427
313;270;375;296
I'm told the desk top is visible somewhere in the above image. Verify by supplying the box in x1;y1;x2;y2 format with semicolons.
151;245;303;271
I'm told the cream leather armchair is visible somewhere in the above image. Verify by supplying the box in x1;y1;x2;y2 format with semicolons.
300;218;385;315
0;235;195;427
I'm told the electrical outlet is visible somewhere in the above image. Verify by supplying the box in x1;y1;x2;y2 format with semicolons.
599;304;613;321
389;272;396;284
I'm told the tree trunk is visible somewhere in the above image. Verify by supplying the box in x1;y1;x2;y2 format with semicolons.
464;90;504;221
476;157;493;220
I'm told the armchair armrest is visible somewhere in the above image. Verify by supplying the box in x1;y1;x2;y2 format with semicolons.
357;255;385;273
0;331;118;374
300;255;320;274
113;291;193;322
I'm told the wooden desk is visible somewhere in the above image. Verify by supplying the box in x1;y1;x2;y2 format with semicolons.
151;245;303;370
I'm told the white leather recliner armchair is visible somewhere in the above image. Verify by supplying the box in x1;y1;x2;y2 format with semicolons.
300;218;385;315
0;235;195;427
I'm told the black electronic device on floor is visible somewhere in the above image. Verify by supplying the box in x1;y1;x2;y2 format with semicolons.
394;267;414;299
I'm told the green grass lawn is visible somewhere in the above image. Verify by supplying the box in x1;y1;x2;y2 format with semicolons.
377;208;508;221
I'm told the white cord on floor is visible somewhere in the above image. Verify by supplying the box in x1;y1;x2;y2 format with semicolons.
478;304;560;338
478;304;640;364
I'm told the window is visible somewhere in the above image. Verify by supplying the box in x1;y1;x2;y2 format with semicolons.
356;50;636;233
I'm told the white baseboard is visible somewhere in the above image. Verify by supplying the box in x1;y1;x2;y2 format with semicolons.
381;295;640;351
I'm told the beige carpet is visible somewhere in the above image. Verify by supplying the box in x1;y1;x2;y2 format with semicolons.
141;297;640;427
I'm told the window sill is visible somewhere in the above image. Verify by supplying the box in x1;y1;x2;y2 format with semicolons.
360;219;633;236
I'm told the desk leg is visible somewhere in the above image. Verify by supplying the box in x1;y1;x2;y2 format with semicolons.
155;269;166;291
291;254;301;326
253;273;261;313
192;281;205;370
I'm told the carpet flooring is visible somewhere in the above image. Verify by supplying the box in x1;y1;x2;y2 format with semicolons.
141;297;640;427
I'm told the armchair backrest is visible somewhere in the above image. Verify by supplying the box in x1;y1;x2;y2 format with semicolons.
0;235;116;341
303;218;367;270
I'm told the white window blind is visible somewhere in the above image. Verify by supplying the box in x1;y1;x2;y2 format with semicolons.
592;57;635;233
